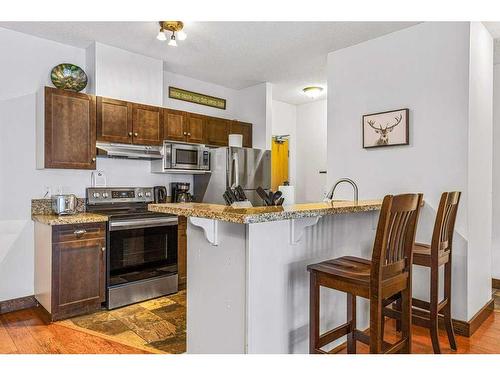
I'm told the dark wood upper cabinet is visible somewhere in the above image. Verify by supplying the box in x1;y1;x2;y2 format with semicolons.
230;121;253;148
163;108;187;142
97;97;133;144
206;117;230;146
186;113;206;144
44;87;96;169
132;103;163;146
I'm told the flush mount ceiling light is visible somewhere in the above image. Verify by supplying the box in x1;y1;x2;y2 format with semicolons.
302;86;324;99
157;21;187;46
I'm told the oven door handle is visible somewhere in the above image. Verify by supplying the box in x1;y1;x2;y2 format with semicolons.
109;217;178;231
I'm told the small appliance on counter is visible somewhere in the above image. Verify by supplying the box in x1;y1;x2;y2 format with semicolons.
51;194;79;215
153;186;168;203
171;182;193;203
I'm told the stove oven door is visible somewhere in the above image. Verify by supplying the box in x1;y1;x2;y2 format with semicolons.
106;216;178;308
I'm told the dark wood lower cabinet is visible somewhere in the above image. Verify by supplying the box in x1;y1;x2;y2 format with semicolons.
35;222;106;321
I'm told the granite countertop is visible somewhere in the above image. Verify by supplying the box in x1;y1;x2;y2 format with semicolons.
32;213;108;226
148;200;382;224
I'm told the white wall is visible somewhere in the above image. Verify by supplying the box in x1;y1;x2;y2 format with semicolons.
327;22;492;321
467;22;493;316
493;64;500;280
89;42;163;106
296;100;327;203
236;83;272;150
271;100;297;186
163;71;239;119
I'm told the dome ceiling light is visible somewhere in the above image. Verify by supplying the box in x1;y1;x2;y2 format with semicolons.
302;86;324;99
157;21;187;46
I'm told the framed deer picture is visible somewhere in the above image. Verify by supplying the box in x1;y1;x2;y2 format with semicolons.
362;108;409;148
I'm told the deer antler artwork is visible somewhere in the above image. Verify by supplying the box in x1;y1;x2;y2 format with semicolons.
367;113;403;146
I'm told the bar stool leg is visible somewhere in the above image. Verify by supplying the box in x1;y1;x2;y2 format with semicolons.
399;287;412;354
309;272;320;354
394;298;402;332
443;258;457;350
369;297;383;353
347;293;356;353
429;266;441;354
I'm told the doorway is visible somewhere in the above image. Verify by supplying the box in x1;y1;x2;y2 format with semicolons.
271;135;289;191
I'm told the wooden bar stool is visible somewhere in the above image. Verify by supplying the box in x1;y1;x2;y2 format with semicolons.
307;193;423;354
385;191;461;354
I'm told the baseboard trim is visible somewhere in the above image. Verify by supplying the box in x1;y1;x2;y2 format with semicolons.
0;295;38;314
442;298;495;337
492;278;500;289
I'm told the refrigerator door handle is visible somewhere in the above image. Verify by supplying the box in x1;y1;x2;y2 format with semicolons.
231;151;239;188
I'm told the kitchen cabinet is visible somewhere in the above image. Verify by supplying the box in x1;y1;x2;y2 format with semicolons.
34;222;106;321
97;97;133;144
206;117;230;146
163;110;205;144
43;87;97;169
177;216;187;289
132;103;163;145
97;97;162;146
230;121;253;148
186;113;206;143
163;109;188;142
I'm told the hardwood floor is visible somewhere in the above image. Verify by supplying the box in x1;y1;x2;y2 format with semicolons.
0;290;499;354
0;307;149;354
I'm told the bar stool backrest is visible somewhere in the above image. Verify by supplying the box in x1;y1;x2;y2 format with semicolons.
371;193;423;289
431;191;461;258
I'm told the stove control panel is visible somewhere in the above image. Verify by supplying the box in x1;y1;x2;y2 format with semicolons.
86;187;155;205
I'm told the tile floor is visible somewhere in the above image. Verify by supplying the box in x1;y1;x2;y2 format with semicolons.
57;290;186;354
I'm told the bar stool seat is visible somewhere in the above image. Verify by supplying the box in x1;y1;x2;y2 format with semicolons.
307;256;371;298
413;243;450;267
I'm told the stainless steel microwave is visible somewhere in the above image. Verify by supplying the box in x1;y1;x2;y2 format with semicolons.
151;141;210;174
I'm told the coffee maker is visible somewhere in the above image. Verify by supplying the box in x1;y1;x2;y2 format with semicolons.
171;182;192;203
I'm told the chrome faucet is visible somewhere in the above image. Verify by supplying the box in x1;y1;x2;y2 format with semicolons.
325;178;358;203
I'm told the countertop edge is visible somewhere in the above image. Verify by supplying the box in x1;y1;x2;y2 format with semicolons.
149;201;382;224
31;213;109;226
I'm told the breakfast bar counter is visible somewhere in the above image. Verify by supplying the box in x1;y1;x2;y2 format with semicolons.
149;200;382;354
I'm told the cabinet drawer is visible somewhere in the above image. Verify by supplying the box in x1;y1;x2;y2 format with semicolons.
53;223;106;243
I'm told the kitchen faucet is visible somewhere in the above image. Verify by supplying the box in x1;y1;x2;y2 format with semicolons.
324;178;358;204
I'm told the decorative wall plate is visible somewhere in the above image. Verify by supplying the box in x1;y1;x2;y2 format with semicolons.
50;63;88;92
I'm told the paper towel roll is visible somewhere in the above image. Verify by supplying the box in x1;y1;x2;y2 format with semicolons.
228;134;243;147
279;185;295;205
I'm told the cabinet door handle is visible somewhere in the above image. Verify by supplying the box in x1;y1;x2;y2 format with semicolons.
74;229;87;236
92;157;96;162
134;132;138;137
128;132;133;137
101;247;106;252
187;133;191;136
183;132;187;136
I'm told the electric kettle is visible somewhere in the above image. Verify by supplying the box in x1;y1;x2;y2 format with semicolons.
51;194;79;215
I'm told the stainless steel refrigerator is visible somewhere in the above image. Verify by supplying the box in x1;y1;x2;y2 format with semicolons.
193;147;271;206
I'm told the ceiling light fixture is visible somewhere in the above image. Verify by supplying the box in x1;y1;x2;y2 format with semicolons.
168;33;177;47
158;21;186;46
302;86;324;99
156;28;167;41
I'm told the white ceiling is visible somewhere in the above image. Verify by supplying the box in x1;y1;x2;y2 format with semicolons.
0;21;419;105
